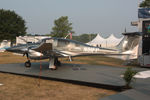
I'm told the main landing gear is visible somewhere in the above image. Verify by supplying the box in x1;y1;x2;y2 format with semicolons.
54;57;61;66
49;57;61;70
25;60;31;68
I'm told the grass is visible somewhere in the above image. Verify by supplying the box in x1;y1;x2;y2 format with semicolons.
0;52;117;100
61;56;126;67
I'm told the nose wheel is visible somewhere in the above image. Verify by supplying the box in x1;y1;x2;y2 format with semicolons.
25;60;31;68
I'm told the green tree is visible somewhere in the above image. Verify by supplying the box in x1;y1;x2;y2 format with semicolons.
0;9;27;43
139;0;150;8
51;16;74;38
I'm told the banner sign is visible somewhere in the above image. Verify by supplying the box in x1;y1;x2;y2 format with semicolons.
138;8;150;18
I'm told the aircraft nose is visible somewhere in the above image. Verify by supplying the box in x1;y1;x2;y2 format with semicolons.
6;45;28;54
6;47;16;52
6;46;22;53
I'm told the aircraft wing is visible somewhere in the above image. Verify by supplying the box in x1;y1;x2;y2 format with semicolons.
50;49;130;57
31;43;72;57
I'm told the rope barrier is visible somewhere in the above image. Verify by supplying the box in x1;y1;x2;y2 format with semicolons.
37;51;42;87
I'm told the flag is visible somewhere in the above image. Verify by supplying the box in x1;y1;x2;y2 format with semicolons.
70;33;72;39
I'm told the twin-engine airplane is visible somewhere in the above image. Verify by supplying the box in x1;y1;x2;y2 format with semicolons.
6;35;139;70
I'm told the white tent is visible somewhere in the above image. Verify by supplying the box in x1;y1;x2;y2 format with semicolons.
87;34;123;48
106;34;123;48
86;34;106;47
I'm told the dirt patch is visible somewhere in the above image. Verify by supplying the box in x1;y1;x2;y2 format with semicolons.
0;73;117;100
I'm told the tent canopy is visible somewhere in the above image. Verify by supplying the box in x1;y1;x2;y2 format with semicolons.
86;34;123;48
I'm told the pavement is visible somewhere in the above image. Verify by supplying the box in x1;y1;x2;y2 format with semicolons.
100;68;150;100
0;62;149;100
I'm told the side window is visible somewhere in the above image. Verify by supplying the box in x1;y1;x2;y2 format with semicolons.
57;39;70;47
75;43;80;47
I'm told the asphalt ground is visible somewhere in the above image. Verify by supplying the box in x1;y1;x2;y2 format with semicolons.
0;62;149;100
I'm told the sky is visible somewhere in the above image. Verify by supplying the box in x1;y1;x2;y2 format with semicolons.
0;0;143;37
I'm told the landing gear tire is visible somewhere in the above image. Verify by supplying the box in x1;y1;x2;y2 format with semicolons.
54;57;61;66
57;61;61;66
25;60;31;68
50;68;57;70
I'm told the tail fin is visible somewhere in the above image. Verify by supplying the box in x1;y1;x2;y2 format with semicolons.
105;33;141;60
115;33;141;60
